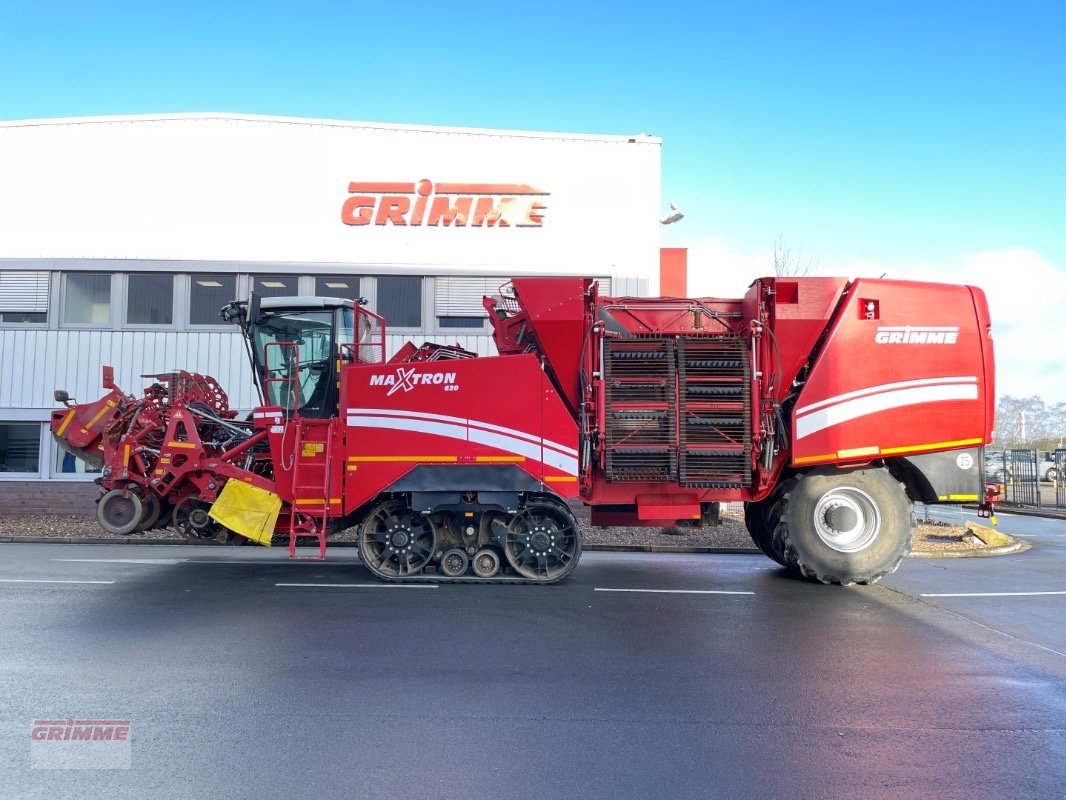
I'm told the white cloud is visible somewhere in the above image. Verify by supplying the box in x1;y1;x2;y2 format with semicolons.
682;240;1065;402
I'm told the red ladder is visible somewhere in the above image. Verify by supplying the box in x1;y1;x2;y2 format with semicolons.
287;419;332;560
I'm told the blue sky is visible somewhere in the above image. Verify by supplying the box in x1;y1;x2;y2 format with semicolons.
2;0;1063;399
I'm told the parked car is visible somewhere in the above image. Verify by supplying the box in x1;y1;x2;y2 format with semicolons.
985;452;1060;483
1039;452;1059;482
985;457;1010;484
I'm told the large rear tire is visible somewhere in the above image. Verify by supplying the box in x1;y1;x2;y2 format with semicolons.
773;467;914;585
744;476;796;567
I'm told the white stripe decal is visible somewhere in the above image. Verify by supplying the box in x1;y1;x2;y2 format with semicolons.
467;427;542;461
349;415;468;441
796;376;977;416
796;382;979;439
346;408;578;460
346;414;578;475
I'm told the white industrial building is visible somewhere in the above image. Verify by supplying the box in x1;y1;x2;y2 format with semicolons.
0;113;666;490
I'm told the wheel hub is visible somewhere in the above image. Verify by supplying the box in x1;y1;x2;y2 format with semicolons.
390;529;411;548
188;508;211;531
824;504;858;532
812;488;881;553
529;529;553;553
102;497;137;527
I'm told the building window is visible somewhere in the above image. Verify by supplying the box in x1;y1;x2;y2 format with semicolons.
0;271;49;324
314;275;361;301
0;311;46;324
253;275;299;298
62;273;111;325
127;273;174;325
54;443;102;476
438;316;485;329
376;276;422;327
189;275;237;325
433;276;499;330
0;423;40;473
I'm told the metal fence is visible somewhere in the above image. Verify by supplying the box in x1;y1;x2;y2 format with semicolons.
986;448;1066;510
1056;449;1066;508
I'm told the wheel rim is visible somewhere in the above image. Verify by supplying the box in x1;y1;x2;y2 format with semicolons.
440;549;469;577
472;548;501;578
97;490;143;535
811;487;880;553
172;496;219;540
503;502;580;581
359;500;437;578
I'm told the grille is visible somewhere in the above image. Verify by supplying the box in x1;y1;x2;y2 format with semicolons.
677;338;751;487
602;336;752;487
603;339;675;482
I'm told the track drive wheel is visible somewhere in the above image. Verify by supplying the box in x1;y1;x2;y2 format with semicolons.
502;499;582;583
97;489;143;535
359;498;438;579
773;467;914;585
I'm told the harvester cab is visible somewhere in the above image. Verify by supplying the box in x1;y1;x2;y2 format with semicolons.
222;295;377;420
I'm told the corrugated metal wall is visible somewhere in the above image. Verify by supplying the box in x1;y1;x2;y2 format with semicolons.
0;329;256;413
0;329;498;415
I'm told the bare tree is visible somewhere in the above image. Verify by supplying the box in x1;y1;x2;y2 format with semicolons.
994;395;1057;448
771;236;817;276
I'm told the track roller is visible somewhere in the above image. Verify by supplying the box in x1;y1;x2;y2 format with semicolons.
471;548;501;578
440;549;470;577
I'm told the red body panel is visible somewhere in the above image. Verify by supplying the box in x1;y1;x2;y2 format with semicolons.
340;354;579;512
792;279;993;465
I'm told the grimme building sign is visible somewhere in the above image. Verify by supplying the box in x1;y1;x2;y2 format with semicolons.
0;113;661;488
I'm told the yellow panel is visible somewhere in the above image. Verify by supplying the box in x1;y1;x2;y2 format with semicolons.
881;438;984;455
837;446;880;459
793;453;835;465
208;481;282;547
55;410;75;436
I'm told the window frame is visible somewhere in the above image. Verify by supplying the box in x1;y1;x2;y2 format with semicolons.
187;273;241;329
373;275;425;331
0;421;46;479
60;272;115;329
0;269;51;328
123;272;176;328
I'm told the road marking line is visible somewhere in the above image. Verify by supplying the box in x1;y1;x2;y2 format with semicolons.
921;591;1066;598
275;583;438;589
594;588;755;595
0;579;115;585
53;558;187;565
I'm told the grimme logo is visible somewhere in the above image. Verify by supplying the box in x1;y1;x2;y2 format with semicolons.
30;718;132;770
875;326;960;344
341;179;548;228
371;367;458;396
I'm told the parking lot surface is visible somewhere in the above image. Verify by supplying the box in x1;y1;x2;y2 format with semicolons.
1;513;1064;800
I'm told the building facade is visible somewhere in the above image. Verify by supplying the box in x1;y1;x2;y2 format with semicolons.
0;113;664;504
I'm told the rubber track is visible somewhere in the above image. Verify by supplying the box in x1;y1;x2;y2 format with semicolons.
369;571;572;586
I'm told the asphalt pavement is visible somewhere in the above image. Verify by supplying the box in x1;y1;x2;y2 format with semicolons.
1;511;1064;800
